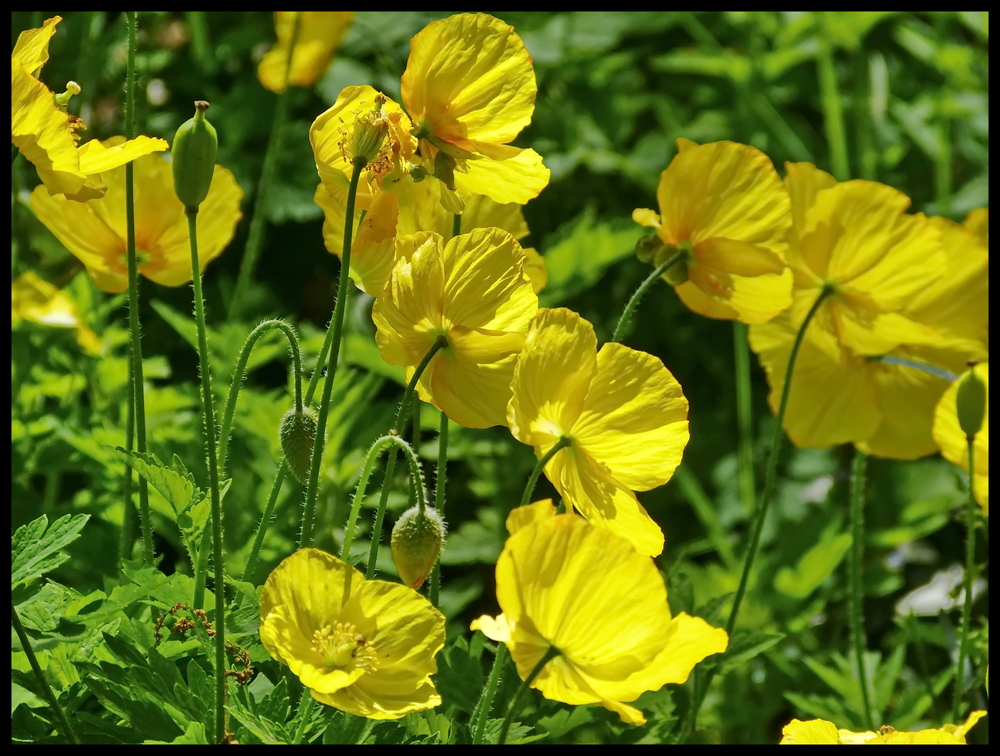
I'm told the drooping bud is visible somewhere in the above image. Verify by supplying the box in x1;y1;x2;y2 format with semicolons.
390;505;446;589
634;234;663;264
956;361;986;440
279;406;318;484
171;101;218;211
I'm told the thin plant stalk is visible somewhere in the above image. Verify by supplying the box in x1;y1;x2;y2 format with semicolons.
123;11;153;565
291;693;315;745
429;411;448;607
471;643;508;745
229;12;302;318
734;321;756;516
498;646;562;745
12;602;79;744
520;437;571;508
952;438;978;721
817;13;850;181
611;250;685;343
186;210;227;743
680;287;833;741
118;345;135;568
452;212;462;239
298;158;365;549
849;448;876;731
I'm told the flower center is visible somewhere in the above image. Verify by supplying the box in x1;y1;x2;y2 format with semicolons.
312;622;378;673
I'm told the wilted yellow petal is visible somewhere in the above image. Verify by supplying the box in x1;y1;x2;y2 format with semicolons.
258;12;354;93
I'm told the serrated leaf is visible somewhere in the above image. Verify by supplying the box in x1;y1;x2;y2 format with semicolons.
12;513;90;589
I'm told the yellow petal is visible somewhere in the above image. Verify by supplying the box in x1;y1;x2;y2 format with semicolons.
76;135;168;175
941;710;988;742
12;16;61;75
679;243;793;323
453;146;550;205
318;187;399;295
470;613;513;643
632;208;662;230
962;207;988;245
783;161;837;250
505;500;556;535
572;343;688;490
933;363;989;513
259;548;355;632
779;718;842;744
522;247;547;294
258;12;354;93
313;676;441;720
12;271;82;328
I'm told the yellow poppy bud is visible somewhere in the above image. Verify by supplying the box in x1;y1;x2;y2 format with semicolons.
171;101;218;211
279;407;318;485
390;505;445;589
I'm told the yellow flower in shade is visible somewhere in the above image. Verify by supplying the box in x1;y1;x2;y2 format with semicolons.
259;548;445;719
963;207;988;246
12;17;167;201
934;363;989;514
507;308;688;556
257;12;354;93
632;139;792;324
779;712;986;744
372;228;537;428
11;272;100;354
30;139;242;293
750;170;988;456
471;500;727;725
401;13;550;208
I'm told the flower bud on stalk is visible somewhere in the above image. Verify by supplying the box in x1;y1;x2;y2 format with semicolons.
956;361;986;440
391;505;446;589
172;101;218;212
279;407;318;485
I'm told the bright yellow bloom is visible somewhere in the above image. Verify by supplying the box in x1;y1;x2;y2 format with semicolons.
259;548;445;719
780;712;986;744
258;12;354;93
401;13;550;208
632;139;792;324
30;139;242;293
472;501;727;725
373;228;537;428
750;177;987;456
11;272;100;354
12;17;167;201
507;308;688;556
934;363;989;513
963;207;988;246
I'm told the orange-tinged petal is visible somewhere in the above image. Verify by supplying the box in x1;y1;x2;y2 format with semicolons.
258;12;354;93
679;262;793;324
572;342;688;491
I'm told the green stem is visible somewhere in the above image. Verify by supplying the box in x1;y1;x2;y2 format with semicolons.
817;13;850;181
298;158;365;549
853;53;877;181
471;642;508;745
218;319;303;476
849;448;875;731
498;646;562;745
734;321;756;516
123;11;153;566
520;437;572;508
935;116;952;217
952;437;977;721
12;602;79;744
118;341;135;568
452;212;462;239
611;250;685;343
429;411;448;607
680;287;833;741
291;693;315;745
394;335;449;433
187;209;227;743
229;11;301;319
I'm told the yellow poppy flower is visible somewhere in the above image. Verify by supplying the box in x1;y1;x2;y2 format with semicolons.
779;712;986;744
934;363;989;514
257;12;354;93
401;13;550;207
12;17;167;202
507;308;688;556
259;548;445;720
963;207;988;246
632;139;792;324
11;271;100;354
750;212;987;457
471;501;727;725
30;139;242;293
372;228;537;428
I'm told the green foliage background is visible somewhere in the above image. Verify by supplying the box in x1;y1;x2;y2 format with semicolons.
12;11;989;744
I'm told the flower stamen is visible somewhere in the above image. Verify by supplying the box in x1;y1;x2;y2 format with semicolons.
312;622;379;673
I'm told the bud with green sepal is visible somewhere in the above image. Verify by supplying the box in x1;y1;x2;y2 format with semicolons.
172;101;218;212
391;505;446;589
280;406;318;485
956;360;987;441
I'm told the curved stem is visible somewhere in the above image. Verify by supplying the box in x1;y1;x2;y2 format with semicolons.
849;448;875;731
471;642;508;745
123;11;153;566
520;437;571;508
734;322;756;516
952;437;977;721
680;287;833;741
229;12;301;318
187;210;227;743
291;692;315;745
298;158;365;549
218;319;303;476
429;411;448;607
611;250;685;343
394;335;449;433
12;602;79;744
498;646;562;745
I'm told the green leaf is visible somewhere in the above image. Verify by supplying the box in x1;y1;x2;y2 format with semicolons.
719;630;785;672
774;532;851;599
12;513;90;589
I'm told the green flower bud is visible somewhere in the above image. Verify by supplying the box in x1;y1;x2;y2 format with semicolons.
956;362;986;440
634;234;663;264
172;101;218;211
391;505;446;590
409;164;428;183
279;406;318;485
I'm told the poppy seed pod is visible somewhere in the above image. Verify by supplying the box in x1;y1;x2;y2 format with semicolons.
390;505;446;589
172;101;218;211
279;407;318;485
956;363;986;440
